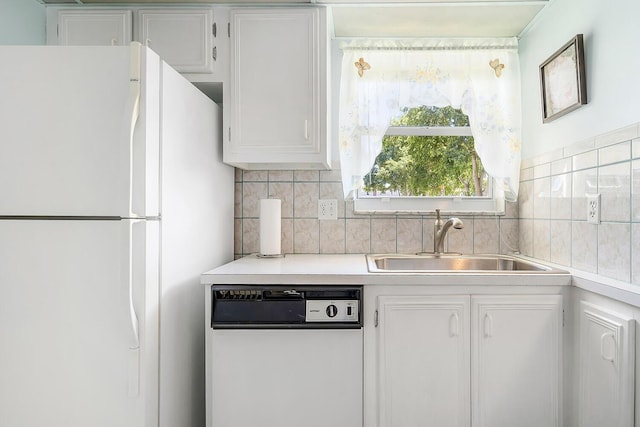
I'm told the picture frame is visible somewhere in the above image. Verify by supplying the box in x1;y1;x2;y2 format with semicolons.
539;34;587;123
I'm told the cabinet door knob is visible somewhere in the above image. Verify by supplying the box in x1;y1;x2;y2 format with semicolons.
145;38;151;47
600;332;616;363
304;120;309;140
449;312;459;337
483;313;493;338
111;38;118;46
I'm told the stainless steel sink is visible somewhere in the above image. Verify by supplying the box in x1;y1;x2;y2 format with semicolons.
366;254;565;273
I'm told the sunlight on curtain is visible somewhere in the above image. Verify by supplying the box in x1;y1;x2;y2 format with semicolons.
338;38;522;202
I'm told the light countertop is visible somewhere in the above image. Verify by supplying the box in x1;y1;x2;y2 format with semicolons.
200;254;572;287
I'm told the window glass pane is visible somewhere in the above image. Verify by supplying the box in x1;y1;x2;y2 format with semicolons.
359;106;489;198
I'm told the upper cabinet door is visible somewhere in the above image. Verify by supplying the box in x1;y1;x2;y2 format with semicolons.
138;9;214;74
58;10;132;46
225;8;330;170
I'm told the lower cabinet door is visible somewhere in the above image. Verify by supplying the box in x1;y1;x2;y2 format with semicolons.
472;295;562;427
377;296;471;427
578;301;635;427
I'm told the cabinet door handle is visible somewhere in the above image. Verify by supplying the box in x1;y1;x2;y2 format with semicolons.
145;38;151;47
213;46;217;61
111;38;118;46
449;312;459;337
483;313;493;338
600;332;616;363
304;120;309;140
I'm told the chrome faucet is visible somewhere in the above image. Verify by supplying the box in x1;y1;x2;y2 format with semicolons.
433;209;464;254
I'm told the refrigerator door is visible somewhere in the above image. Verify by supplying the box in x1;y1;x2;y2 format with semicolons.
0;219;159;427
0;45;159;217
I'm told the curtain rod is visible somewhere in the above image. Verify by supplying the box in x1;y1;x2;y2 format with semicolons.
341;45;517;51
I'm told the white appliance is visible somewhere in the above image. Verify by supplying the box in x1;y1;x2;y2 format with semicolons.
0;43;234;427
206;285;363;427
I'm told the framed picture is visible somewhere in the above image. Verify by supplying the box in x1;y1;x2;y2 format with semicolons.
539;34;587;123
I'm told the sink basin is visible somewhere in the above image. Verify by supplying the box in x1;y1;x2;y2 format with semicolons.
366;254;565;273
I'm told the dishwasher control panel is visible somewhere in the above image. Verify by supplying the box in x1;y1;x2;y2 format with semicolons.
305;300;359;322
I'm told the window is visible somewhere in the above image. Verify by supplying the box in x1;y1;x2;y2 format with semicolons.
353;106;503;214
338;39;521;214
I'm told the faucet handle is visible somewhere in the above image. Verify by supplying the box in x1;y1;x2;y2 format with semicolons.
435;209;441;222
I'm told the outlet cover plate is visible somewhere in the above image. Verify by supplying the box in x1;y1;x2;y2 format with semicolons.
318;199;338;220
587;193;601;224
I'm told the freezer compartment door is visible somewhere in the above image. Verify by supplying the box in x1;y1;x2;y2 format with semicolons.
0;219;159;427
0;45;159;217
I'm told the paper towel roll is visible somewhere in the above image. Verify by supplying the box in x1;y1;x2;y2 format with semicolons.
259;199;281;256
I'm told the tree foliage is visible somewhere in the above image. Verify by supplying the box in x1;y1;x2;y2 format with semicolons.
363;106;486;197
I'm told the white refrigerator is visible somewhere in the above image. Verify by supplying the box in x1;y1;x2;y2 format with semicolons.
0;43;234;427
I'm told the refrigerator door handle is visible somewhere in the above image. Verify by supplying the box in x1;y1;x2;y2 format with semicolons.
126;42;142;217
122;220;141;397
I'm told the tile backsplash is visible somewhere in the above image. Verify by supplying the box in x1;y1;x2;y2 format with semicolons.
518;123;640;285
233;122;640;287
234;167;519;258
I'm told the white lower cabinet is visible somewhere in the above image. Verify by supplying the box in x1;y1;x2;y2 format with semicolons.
377;296;471;427
472;295;562;427
578;301;635;427
373;294;562;427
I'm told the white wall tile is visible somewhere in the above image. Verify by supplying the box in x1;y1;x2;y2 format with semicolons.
499;219;519;255
533;220;550;261
268;182;294;218
599;162;630;222
294;218;319;253
397;218;422;253
549;220;571;266
599;141;631;166
597;223;631;282
551;158;572;175
571;222;598;274
632;159;640;222
550;173;572;220
519;181;534;219
371;218;397;253
319;220;346;254
346;218;371;254
632;224;640;285
242;218;259;255
534;163;551;179
243;170;268;181
293;182;319;218
572;169;597;221
242;182;268;217
474;218;500;254
533;177;551;219
269;170;293;181
633;138;640;160
573;150;598;171
519;219;533;257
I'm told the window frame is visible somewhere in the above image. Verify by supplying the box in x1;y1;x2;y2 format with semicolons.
353;125;506;215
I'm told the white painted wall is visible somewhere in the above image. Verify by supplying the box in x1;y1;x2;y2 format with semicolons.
519;0;640;160
0;0;45;45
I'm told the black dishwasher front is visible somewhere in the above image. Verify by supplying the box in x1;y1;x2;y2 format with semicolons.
210;285;362;329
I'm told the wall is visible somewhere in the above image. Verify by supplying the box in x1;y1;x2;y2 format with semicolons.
518;0;640;287
0;0;45;45
518;124;640;285
519;0;640;160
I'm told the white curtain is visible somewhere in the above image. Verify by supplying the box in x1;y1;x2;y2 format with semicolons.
338;38;522;202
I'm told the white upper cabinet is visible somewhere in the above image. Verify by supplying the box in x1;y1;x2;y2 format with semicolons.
225;7;330;170
51;8;223;86
578;301;635;427
57;10;132;46
138;9;214;74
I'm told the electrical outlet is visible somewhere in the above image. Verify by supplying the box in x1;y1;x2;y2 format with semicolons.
587;194;601;224
318;199;338;220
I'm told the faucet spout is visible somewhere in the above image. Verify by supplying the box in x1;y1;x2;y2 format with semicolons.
433;209;463;254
